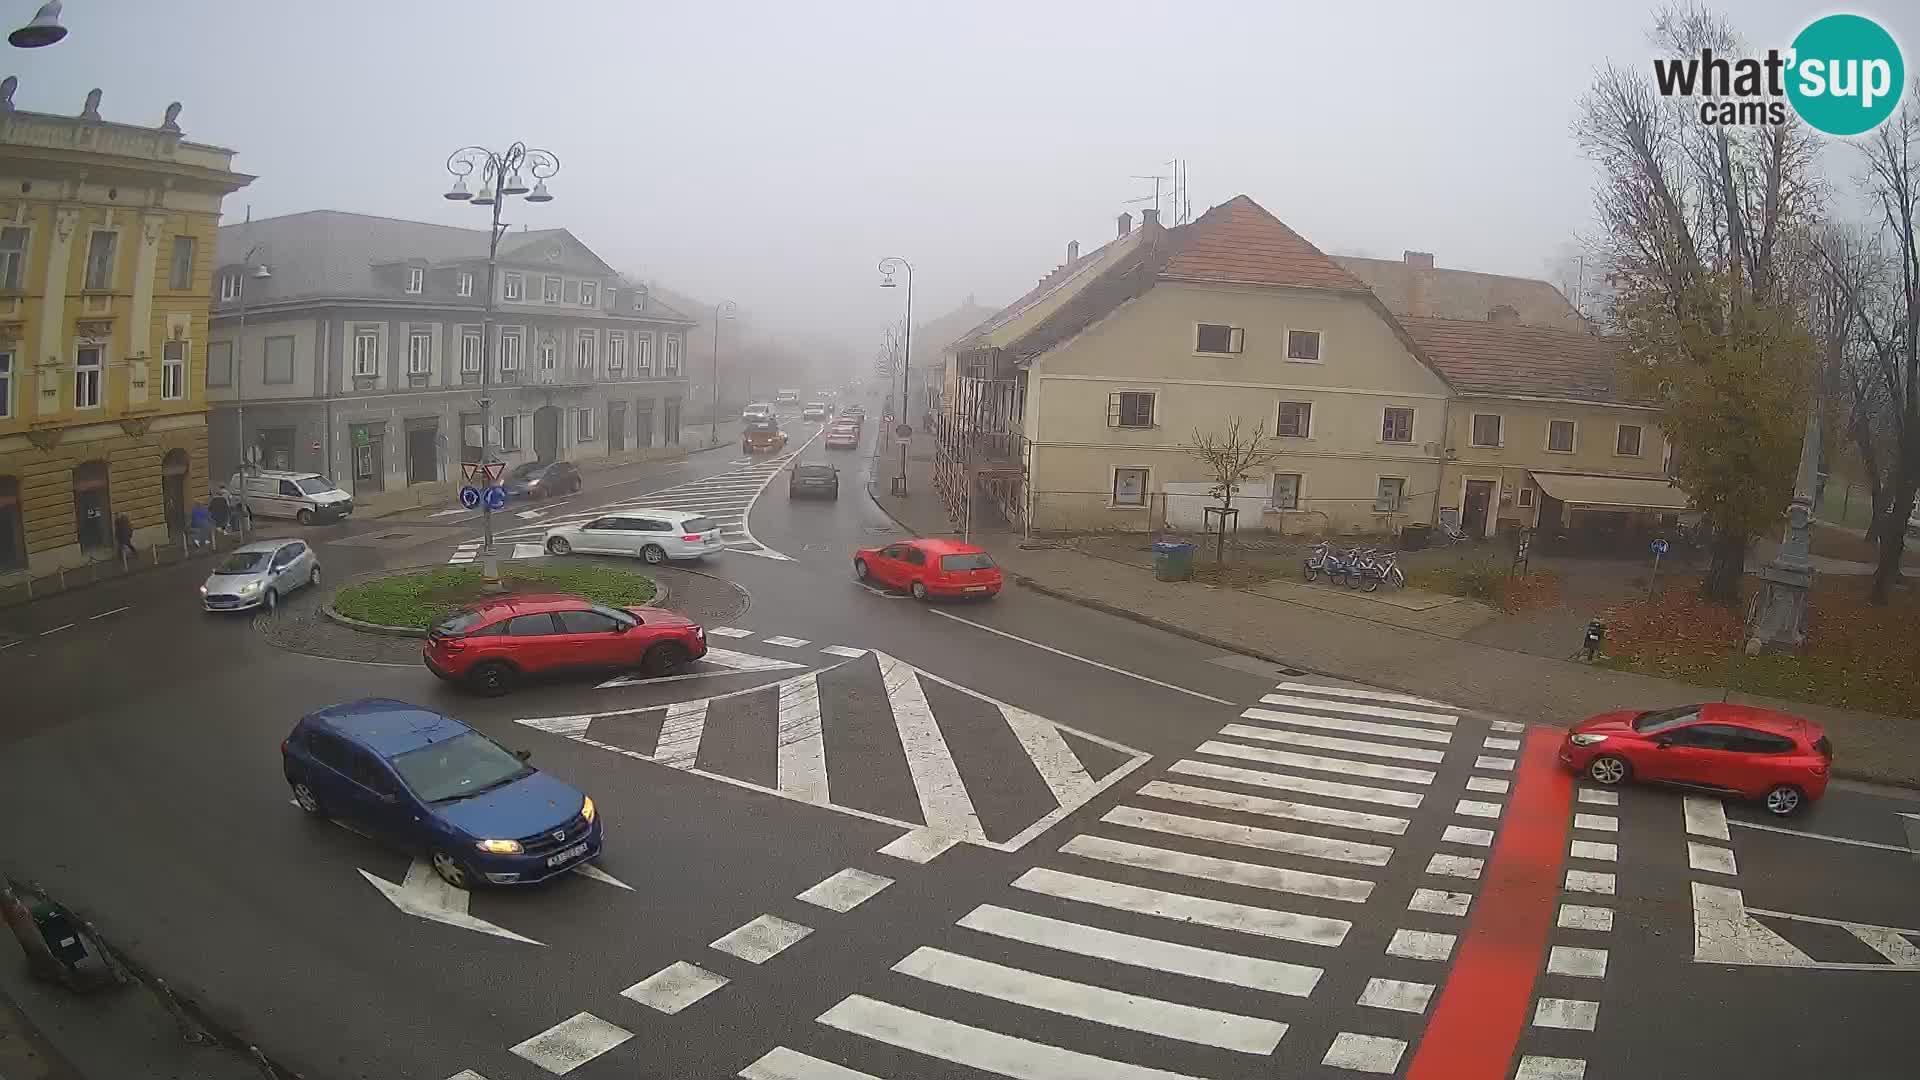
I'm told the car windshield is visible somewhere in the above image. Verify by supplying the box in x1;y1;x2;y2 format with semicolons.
682;517;717;533
216;552;270;573
295;476;337;495
391;731;530;803
510;462;545;479
941;552;996;571
1632;706;1702;734
433;609;492;635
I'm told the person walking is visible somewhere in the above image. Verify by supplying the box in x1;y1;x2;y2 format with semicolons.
210;488;232;535
113;513;136;563
188;500;213;551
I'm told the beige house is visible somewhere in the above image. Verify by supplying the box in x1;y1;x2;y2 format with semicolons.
942;196;1455;534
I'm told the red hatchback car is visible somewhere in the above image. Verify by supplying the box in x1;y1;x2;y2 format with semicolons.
423;594;707;696
853;539;1002;600
1560;703;1831;815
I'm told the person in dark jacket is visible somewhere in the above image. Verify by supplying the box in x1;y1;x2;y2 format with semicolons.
209;489;231;533
113;513;136;561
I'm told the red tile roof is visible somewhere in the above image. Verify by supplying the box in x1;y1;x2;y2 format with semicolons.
1161;195;1369;291
1399;316;1643;404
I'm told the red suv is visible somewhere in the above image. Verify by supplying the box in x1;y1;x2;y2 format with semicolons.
1559;703;1831;816
853;539;1002;600
423;594;707;696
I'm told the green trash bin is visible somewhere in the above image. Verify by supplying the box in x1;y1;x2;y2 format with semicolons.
1152;540;1195;581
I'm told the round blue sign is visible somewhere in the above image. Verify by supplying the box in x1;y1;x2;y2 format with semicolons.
459;486;481;509
483;485;508;511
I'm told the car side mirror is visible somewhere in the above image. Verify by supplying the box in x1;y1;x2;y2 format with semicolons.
513;749;532;762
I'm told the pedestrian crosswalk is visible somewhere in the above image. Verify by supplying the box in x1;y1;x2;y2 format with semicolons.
737;678;1508;1080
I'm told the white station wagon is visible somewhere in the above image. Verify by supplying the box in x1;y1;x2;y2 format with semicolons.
543;509;726;564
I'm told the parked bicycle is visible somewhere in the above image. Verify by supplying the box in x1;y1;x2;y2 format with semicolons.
1351;549;1406;592
1302;541;1336;582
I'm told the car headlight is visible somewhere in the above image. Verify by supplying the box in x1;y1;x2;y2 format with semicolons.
1569;733;1609;746
580;795;596;824
525;478;540;486
475;838;523;854
240;580;262;594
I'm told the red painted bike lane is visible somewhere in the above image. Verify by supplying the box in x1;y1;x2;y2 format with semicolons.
1407;728;1574;1080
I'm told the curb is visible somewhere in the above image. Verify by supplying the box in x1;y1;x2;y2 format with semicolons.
317;561;672;639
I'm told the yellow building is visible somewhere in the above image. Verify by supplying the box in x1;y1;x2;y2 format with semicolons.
0;83;252;577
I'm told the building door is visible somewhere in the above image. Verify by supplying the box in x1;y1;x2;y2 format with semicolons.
533;406;561;462
351;425;386;496
663;398;681;445
260;428;296;471
608;401;627;453
161;449;189;539
406;424;439;485
0;475;23;572
1463;480;1495;538
72;460;111;554
635;402;654;449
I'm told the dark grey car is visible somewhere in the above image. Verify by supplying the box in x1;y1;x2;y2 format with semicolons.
789;463;839;499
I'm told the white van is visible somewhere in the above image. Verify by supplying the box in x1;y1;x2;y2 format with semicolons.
229;470;354;525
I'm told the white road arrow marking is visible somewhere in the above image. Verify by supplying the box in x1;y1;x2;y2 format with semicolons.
430;508;471;518
573;863;634;890
359;859;543;945
515;509;547;520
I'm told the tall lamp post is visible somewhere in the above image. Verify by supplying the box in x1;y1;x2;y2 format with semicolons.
709;299;736;446
230;248;271;533
879;257;913;496
444;141;559;589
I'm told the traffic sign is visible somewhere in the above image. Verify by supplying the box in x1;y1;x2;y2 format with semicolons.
482;461;507;486
1651;537;1670;556
894;423;912;440
461;462;483;485
459;486;481;510
483;485;508;511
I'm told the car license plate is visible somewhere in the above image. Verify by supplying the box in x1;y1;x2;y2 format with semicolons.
965;585;987;592
547;842;588;868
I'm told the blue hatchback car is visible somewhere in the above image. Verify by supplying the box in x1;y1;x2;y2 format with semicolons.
282;699;601;888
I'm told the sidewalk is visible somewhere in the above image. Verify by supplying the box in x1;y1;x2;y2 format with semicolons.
871;435;1918;789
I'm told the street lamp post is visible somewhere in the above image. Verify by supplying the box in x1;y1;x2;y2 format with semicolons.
710;299;736;446
231;248;271;534
879;257;913;496
445;142;559;589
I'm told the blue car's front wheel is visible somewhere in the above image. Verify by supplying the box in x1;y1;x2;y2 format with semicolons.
431;851;473;889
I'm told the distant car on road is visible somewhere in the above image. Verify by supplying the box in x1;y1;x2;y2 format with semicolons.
502;460;581;499
853;538;1002;600
544;510;724;564
789;463;839;499
201;539;320;613
1560;703;1830;816
423;593;707;696
282;698;601;888
741;402;775;424
743;419;788;454
775;389;800;405
841;404;866;422
824;421;860;450
802;402;829;422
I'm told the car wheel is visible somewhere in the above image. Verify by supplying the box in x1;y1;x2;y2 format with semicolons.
297;508;314;526
641;544;667;565
1587;755;1631;786
547;536;572;555
290;781;325;816
853;558;870;581
643;641;691;676
309;565;322;588
263;587;279;613
469;661;515;697
1764;784;1805;816
430;851;474;890
911;580;928;600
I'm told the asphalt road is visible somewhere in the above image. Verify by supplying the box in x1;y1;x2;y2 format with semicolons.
3;407;1917;1080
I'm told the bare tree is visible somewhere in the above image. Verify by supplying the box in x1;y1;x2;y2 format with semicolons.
1187;418;1281;564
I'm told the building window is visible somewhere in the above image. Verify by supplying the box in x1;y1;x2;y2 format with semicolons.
0;226;26;290
1471;413;1503;447
405;267;424;294
74;345;103;408
219;270;242;302
206;341;233;387
503;272;524;301
1107;391;1155;428
353;330;379;377
607;332;626;374
663;333;682;375
543;276;562;303
580;281;598;307
635;333;654;376
1195;323;1244;354
577;407;595;441
500;414;520;451
499;328;523;371
161;340;186;399
1286;330;1322;362
83;230;117;291
1381;407;1414;443
457;272;474;298
0;351;13;417
1548;419;1576;453
461;331;482;374
1615;423;1643;456
1270;473;1301;511
1112;467;1149;507
169;236;195;291
1375;477;1407;512
1276;401;1311;438
1518;486;1535;508
634;290;647;311
538;336;557;370
264;335;294;384
408;331;432;375
575;329;597;375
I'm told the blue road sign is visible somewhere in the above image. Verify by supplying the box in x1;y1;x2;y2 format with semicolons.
483;485;508;512
1651;537;1670;556
459;486;481;510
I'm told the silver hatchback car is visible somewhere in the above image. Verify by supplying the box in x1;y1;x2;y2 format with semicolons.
201;539;321;613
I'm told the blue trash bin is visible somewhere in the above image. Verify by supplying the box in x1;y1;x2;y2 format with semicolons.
1152;540;1196;581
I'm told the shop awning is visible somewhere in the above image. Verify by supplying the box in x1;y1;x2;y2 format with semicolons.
1530;472;1692;512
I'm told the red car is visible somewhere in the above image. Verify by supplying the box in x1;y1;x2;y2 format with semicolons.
1559;703;1831;815
423;593;707;696
853;539;1002;600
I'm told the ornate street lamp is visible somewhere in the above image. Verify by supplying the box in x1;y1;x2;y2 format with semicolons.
710;299;736;445
878;256;913;496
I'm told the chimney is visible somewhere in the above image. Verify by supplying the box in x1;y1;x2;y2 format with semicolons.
1403;250;1435;270
1404;250;1434;317
1117;211;1132;239
1141;208;1159;228
1488;304;1521;327
1067;240;1079;263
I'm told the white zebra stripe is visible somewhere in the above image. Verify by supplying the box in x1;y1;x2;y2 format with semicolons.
1100;805;1396;866
1011;866;1351;947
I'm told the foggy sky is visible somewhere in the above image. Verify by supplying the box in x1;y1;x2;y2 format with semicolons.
8;0;1914;355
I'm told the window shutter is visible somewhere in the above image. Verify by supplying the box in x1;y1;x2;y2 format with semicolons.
1229;327;1244;353
1108;393;1122;427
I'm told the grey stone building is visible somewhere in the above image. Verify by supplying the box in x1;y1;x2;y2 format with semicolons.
206;211;695;503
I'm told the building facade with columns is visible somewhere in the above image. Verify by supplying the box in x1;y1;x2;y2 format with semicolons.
0;83;252;578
